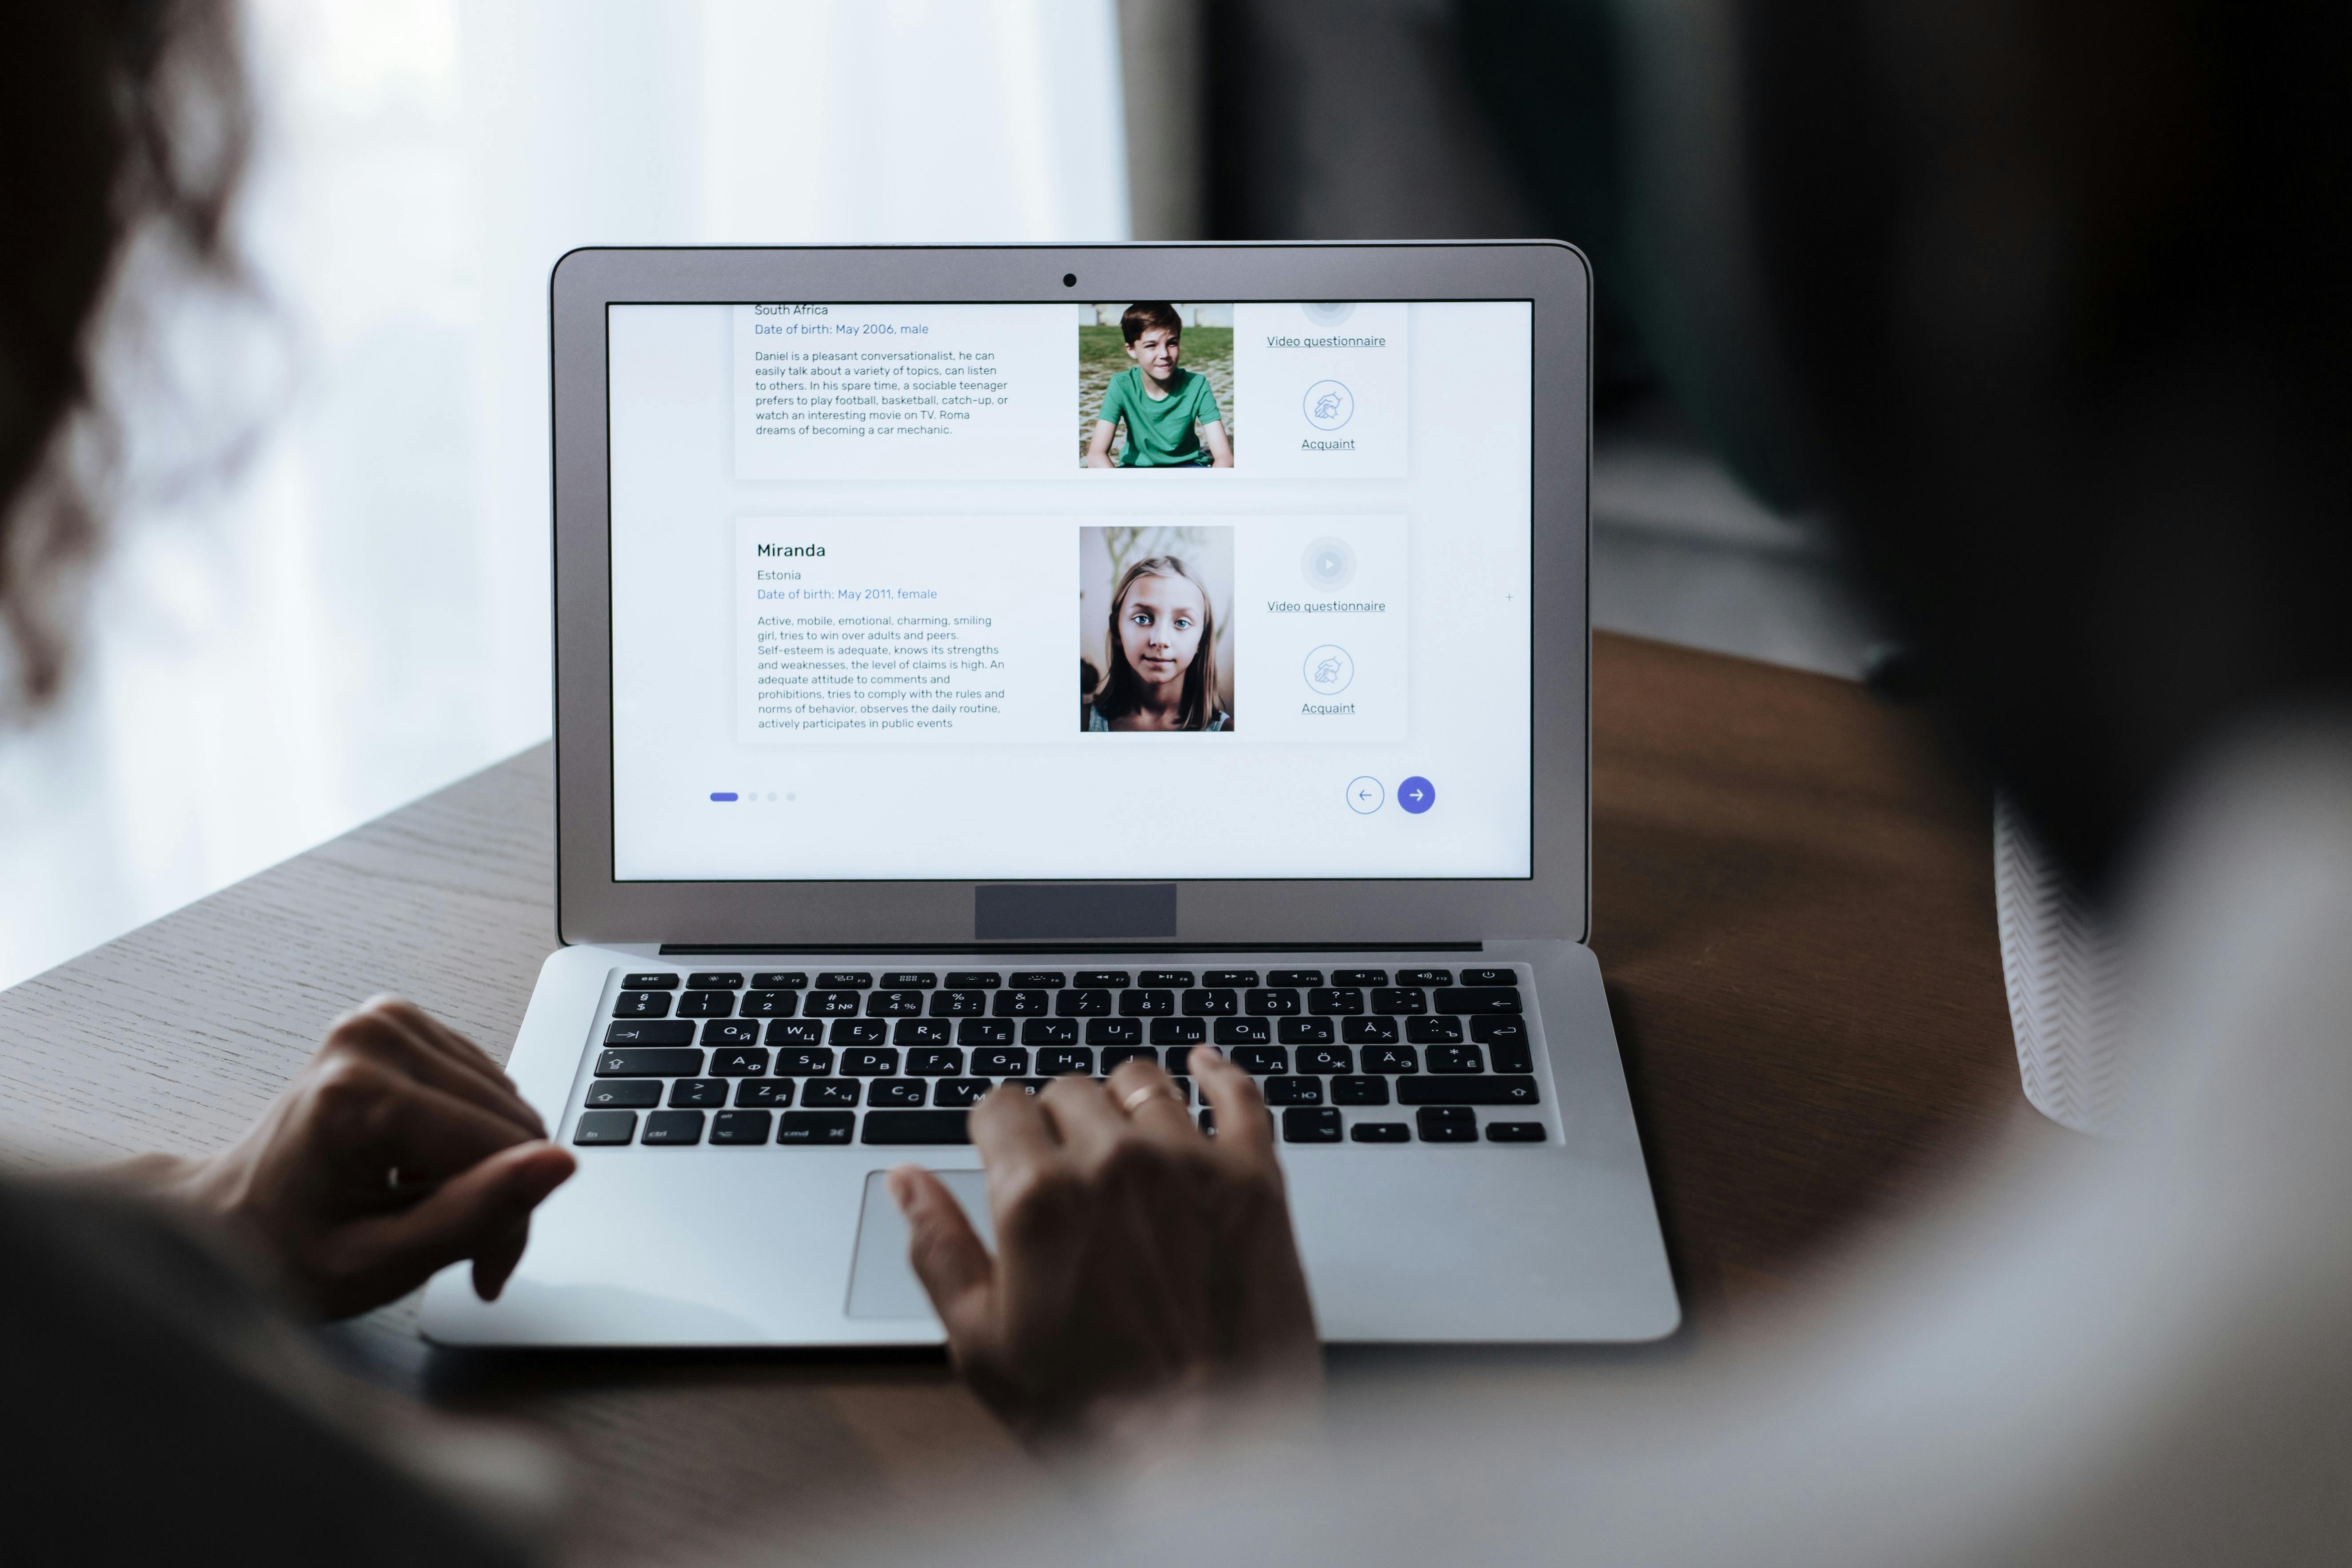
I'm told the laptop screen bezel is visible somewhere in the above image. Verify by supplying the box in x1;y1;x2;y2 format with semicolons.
551;242;1590;946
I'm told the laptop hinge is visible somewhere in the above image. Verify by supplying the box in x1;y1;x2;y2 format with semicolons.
657;941;1486;956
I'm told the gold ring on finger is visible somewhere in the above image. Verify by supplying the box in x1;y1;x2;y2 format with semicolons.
1121;1085;1184;1116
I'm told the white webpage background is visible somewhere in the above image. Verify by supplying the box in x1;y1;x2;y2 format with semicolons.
608;301;1533;882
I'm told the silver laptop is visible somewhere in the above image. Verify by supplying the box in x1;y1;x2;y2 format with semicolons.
419;242;1679;1346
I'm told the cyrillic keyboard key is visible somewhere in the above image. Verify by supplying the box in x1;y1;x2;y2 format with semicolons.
816;971;874;989
906;1047;963;1076
1086;1017;1143;1045
1139;970;1194;987
1342;1016;1402;1045
596;1047;700;1077
1460;968;1515;987
1245;989;1301;1016
959;1018;1015;1047
1361;1045;1419;1073
1006;1078;1051;1095
944;971;1002;989
677;990;735;1018
687;972;745;990
1022;1017;1078;1045
1152;1017;1206;1045
1202;969;1259;987
1298;1045;1353;1074
1331;969;1387;986
705;1019;762;1049
583;1079;661;1109
1120;989;1175;1016
881;971;938;989
1264;1075;1323;1106
1182;989;1238;1016
930;990;986;1017
777;1111;854;1144
775;1047;833;1075
932;1078;992;1107
1282;1107;1342;1142
1406;1016;1466;1044
667;1078;727;1108
800;1080;859;1107
1369;988;1427;1016
613;991;671;1018
573;1110;636;1145
1396;968;1453;986
605;1020;694;1046
1163;1045;1195;1075
621;973;679;990
867;1079;927;1108
972;1047;1027;1076
829;1018;888;1047
867;990;924;1017
1037;1047;1093;1076
750;971;808;989
643;1110;704;1145
861;1110;971;1145
768;1019;824;1046
1415;1106;1477;1142
1213;1017;1272;1046
808;990;863;1017
734;1080;794;1108
1427;1045;1485;1074
840;1047;899;1076
1485;1121;1545;1142
1434;987;1522;1014
1307;988;1363;1015
739;991;797;1018
1055;989;1112;1017
1277;1017;1336;1045
1099;1045;1156;1072
1230;1045;1287;1075
894;1019;955;1048
709;1049;770;1077
1332;1075;1390;1105
1267;969;1324;987
1398;1075;1541;1107
1350;1121;1410;1143
994;990;1050;1017
711;1109;771;1145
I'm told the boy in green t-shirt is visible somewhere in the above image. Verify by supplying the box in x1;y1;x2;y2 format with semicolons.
1083;302;1234;468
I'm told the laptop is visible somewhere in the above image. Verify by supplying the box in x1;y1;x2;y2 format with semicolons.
419;242;1679;1346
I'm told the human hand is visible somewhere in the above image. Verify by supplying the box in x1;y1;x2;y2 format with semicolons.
126;997;575;1318
888;1048;1320;1449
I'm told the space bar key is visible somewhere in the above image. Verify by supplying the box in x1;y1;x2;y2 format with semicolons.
860;1110;972;1145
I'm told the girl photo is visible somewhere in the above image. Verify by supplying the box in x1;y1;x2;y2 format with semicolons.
1078;527;1236;732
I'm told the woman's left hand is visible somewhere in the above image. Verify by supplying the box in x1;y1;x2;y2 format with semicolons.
91;997;575;1319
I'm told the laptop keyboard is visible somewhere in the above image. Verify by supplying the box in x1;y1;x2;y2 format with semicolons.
571;966;1549;1149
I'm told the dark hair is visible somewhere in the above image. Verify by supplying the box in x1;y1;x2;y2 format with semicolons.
1120;303;1183;346
1095;555;1222;730
0;1;247;708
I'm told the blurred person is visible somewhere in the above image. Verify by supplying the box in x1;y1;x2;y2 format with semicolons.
1085;555;1233;731
1083;303;1234;468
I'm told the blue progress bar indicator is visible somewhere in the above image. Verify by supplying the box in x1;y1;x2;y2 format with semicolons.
710;791;739;802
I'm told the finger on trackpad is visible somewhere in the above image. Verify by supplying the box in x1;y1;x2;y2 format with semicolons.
846;1169;994;1320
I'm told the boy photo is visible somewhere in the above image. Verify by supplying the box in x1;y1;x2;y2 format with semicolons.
1078;302;1235;468
1078;526;1236;732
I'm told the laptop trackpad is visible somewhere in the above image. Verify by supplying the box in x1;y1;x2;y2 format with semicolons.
846;1169;996;1321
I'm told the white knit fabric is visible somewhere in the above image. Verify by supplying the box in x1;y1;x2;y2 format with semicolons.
1994;795;2132;1134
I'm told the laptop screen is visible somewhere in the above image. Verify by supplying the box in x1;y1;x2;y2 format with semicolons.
604;299;1534;883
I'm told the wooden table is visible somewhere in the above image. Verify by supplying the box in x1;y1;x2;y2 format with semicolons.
0;632;2067;1563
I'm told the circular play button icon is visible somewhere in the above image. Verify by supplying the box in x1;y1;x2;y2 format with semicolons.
1398;776;1435;814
